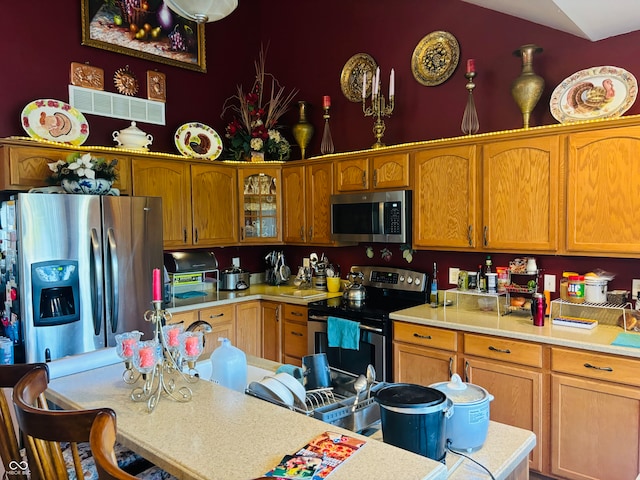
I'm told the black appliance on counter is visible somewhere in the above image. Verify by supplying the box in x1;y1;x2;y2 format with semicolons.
307;265;428;383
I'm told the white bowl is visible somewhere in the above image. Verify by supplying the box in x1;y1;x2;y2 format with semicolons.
271;372;306;406
260;376;295;406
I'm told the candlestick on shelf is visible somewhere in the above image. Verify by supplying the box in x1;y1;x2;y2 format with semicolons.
362;66;395;149
461;70;479;135
321;98;335;155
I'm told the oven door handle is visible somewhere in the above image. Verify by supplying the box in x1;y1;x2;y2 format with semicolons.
308;315;383;334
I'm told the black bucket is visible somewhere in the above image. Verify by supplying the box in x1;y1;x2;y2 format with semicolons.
374;383;453;462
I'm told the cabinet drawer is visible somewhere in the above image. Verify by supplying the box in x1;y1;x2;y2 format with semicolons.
168;310;199;325
552;347;640;387
199;304;235;325
464;333;543;368
393;322;457;351
283;319;308;359
283;304;307;323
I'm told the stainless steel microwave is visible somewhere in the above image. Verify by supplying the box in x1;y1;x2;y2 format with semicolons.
330;190;411;243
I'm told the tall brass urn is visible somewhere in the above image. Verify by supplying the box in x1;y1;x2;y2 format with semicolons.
511;44;544;129
292;101;314;160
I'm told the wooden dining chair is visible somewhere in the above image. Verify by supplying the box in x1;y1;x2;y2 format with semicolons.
13;365;176;480
89;410;138;480
0;363;48;480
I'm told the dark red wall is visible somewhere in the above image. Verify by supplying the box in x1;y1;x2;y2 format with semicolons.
3;1;640;295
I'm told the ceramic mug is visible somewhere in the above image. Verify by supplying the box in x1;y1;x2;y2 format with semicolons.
302;353;332;390
326;277;341;293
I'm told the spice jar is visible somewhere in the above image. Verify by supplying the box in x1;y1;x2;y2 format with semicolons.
567;275;585;303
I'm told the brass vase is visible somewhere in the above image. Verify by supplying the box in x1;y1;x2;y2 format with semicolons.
292;101;314;160
511;44;544;129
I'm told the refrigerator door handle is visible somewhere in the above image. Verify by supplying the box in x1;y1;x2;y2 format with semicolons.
106;227;119;333
90;228;104;335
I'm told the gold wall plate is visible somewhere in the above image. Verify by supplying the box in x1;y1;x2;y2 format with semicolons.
340;53;378;102
411;31;460;86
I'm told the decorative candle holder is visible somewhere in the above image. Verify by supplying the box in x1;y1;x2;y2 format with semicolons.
461;71;479;135
321;105;335;155
120;301;202;413
362;69;395;149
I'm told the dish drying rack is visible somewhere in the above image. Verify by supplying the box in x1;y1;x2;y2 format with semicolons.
245;370;384;433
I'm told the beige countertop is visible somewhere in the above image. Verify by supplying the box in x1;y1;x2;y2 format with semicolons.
390;294;640;358
45;355;534;480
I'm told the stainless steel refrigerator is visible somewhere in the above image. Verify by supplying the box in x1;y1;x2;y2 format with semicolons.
15;193;163;362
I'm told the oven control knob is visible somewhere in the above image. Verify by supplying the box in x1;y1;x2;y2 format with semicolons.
414;278;421;286
399;275;405;283
406;277;413;284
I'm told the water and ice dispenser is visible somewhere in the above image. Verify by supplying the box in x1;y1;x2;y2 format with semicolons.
31;260;79;326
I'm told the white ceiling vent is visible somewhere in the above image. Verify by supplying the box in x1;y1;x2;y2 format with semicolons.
68;85;165;125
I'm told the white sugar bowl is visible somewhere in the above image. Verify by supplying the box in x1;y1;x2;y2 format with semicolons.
112;121;153;150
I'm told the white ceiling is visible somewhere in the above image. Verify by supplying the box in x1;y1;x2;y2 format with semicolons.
460;0;640;41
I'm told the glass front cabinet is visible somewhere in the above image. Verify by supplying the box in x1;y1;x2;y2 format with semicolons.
238;167;282;243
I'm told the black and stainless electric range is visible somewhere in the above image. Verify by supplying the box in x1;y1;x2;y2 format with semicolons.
307;265;428;383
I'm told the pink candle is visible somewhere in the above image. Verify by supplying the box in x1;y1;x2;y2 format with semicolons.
138;347;154;368
185;336;200;356
152;268;161;302
167;327;180;347
466;59;475;74
322;95;331;108
122;338;135;358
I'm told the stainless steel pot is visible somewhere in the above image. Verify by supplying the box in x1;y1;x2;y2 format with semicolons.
220;267;250;291
342;272;366;306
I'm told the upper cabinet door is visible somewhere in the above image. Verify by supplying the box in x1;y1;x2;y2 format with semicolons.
371;152;410;190
306;162;334;245
132;159;192;248
482;136;560;252
566;126;640;254
282;165;306;243
191;164;238;246
335;157;368;192
335;153;410;192
413;145;478;249
238;167;282;244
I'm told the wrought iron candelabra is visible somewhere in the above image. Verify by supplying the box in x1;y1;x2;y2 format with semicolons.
362;71;395;149
461;71;479;135
116;301;203;413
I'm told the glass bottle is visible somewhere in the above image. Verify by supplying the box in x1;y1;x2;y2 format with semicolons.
430;262;438;305
478;263;487;292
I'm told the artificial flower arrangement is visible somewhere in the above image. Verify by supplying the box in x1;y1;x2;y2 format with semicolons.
222;48;298;161
47;152;118;184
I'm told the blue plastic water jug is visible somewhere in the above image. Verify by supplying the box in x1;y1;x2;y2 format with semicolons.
209;337;247;392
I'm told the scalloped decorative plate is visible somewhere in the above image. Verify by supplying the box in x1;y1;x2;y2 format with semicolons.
340;53;378;102
411;31;460;86
550;66;638;123
174;122;223;160
21;99;89;145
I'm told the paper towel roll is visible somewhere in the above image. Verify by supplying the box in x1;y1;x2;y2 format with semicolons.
47;348;121;379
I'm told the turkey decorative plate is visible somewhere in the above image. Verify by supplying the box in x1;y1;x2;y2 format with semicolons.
21;99;89;145
550;66;638;123
174;122;223;160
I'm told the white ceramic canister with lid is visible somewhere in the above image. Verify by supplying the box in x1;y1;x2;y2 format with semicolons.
584;277;608;303
430;374;494;452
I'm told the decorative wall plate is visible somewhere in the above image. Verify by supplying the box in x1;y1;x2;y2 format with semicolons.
340;53;378;102
114;66;139;96
411;31;460;86
21;99;89;145
550;66;638;123
70;62;104;91
147;70;166;102
174;122;223;160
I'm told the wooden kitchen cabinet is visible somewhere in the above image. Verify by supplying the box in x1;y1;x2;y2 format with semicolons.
235;301;262;357
482;135;560;252
168;304;235;359
413;145;479;249
335;152;410;192
551;347;640;480
282;304;307;366
462;333;546;473
132;158;192;248
237;167;282;243
0;141;131;194
282;161;334;245
566;125;640;255
393;322;458;385
262;301;282;362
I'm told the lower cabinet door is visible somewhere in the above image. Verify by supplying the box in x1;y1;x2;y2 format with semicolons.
393;342;456;386
551;373;640;480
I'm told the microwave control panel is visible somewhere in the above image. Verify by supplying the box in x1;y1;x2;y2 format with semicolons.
383;201;402;234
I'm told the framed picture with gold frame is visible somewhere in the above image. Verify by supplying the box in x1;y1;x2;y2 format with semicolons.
81;0;206;73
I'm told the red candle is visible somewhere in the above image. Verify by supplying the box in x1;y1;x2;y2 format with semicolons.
152;268;161;302
167;327;180;347
185;336;200;356
466;59;475;74
122;338;135;358
138;347;155;368
323;95;331;108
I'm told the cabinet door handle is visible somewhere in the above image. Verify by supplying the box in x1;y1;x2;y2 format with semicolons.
413;333;432;340
275;305;280;321
584;362;613;372
291;311;304;317
194;228;198;244
300;227;305;241
183;228;187;243
467;225;473;247
240;225;245;241
488;345;511;354
373;170;378;187
464;360;470;383
483;225;488;247
308;226;313;240
448;357;453;378
362;171;367;187
291;331;303;337
207;313;224;319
